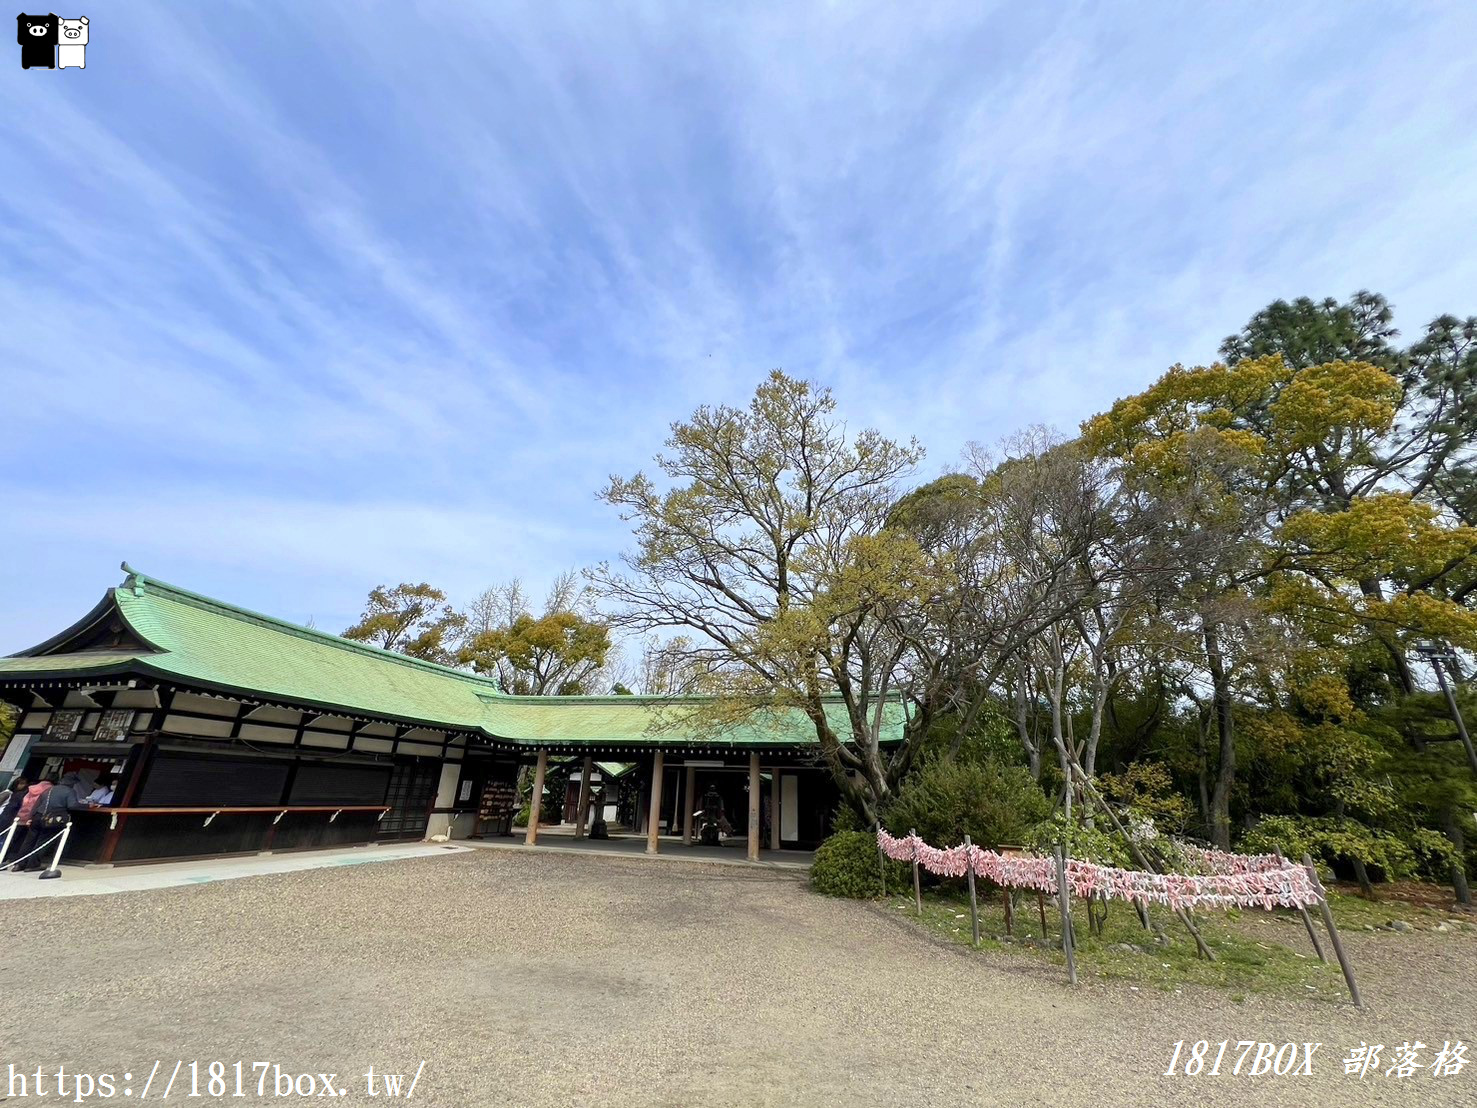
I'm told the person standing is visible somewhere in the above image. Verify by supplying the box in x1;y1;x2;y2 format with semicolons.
84;774;117;806
16;774;84;872
6;776;53;870
0;777;31;839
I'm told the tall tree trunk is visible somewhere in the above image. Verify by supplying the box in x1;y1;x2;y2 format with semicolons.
1359;576;1415;694
1203;624;1236;850
1194;706;1213;836
1444;809;1473;909
1014;669;1041;780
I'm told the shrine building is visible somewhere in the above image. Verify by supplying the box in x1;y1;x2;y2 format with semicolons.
0;566;902;866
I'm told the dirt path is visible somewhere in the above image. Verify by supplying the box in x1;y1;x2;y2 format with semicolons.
2;850;1472;1106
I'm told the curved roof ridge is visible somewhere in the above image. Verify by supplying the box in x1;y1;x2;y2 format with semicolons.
490;690;880;705
119;564;506;696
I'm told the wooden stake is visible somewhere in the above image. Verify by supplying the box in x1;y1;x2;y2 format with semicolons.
1275;849;1326;964
1003;889;1014;936
1070;764;1216;961
964;834;980;946
1037;892;1048;937
1054;845;1077;985
1302;853;1363;1008
910;827;923;915
1134;897;1151;931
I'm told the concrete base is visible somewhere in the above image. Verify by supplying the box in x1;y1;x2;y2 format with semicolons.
0;842;471;901
461;832;815;871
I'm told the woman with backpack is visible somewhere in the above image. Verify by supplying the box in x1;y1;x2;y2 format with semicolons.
6;775;57;872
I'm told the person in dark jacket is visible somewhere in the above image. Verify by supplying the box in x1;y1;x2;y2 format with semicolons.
13;773;84;872
5;776;51;870
0;777;31;840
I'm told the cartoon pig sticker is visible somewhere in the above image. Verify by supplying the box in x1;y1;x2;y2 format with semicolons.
57;15;86;69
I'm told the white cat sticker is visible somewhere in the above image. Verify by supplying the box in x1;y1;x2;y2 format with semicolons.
57;15;87;70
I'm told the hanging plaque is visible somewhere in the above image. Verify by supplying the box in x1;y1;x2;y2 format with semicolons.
94;709;135;742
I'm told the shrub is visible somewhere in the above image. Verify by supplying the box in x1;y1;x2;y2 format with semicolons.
1022;812;1130;866
811;831;908;898
1099;762;1194;835
882;756;1050;849
1240;815;1415;882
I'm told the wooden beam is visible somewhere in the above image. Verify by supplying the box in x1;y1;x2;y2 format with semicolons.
646;751;664;854
682;765;696;846
573;755;593;839
747;751;760;861
769;768;781;851
524;748;548;845
98;689;173;865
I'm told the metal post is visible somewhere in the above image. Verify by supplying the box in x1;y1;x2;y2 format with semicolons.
910;827;922;915
0;820;17;866
38;822;73;880
1302;853;1362;1008
1055;845;1077;985
1431;652;1477;778
963;834;980;946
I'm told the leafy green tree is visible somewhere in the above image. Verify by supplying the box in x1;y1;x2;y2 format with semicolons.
342;583;466;664
459;572;613;695
1219;290;1399;370
592;370;928;821
461;610;611;695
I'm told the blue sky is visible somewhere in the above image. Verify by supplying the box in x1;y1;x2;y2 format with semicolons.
3;2;1476;651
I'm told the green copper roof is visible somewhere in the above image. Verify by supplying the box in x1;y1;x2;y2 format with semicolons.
4;567;905;751
0;651;145;676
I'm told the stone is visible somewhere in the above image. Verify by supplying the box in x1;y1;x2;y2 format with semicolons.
1387;920;1413;933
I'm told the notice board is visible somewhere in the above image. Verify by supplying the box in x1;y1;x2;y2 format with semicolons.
476;779;518;836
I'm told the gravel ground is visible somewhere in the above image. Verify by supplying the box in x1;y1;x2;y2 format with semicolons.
2;847;1474;1107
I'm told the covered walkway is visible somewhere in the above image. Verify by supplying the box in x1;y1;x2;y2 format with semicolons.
514;748;838;860
469;825;815;870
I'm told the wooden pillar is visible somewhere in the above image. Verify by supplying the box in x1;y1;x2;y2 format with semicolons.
682;765;696;845
769;768;781;851
524;748;548;845
747;751;761;861
573;755;593;839
646;751;664;854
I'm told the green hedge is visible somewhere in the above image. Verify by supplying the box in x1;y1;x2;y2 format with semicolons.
882;756;1050;849
811;830;910;898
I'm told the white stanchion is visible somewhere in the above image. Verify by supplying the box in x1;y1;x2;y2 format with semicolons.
0;821;18;867
3;827;64;873
38;821;73;880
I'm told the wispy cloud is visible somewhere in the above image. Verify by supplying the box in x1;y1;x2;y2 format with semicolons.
2;1;1475;647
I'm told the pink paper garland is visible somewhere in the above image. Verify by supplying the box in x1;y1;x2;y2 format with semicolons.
876;829;1321;911
1176;841;1286;875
